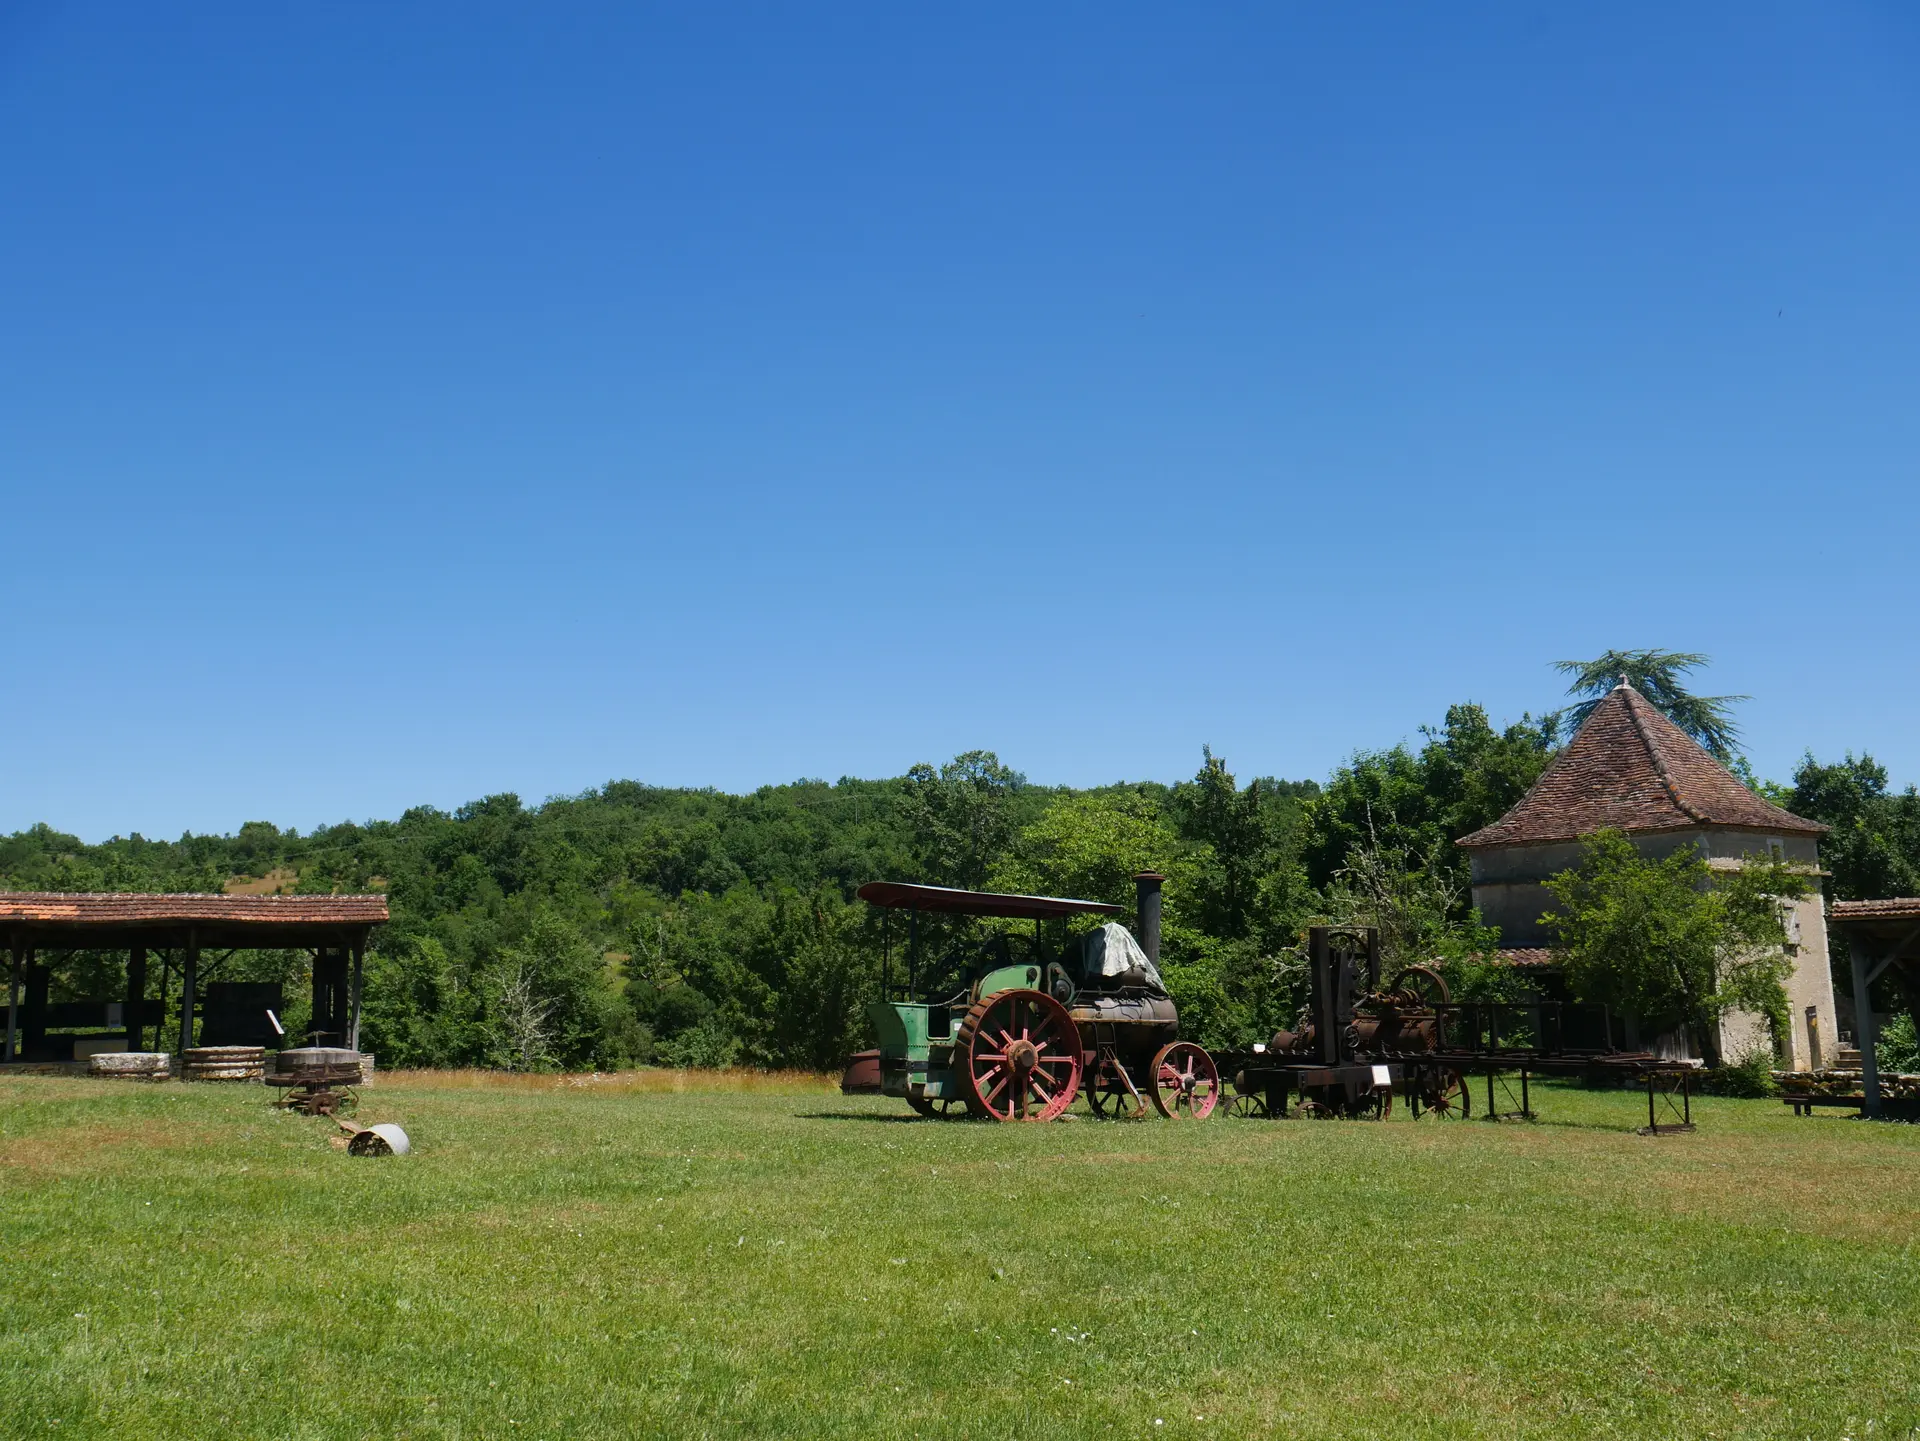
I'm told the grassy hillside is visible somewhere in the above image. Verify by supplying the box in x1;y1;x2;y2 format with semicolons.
3;1074;1917;1439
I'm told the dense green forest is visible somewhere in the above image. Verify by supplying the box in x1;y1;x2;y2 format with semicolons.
5;695;1917;1072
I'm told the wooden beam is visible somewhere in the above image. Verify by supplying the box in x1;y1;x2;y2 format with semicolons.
126;946;148;1051
311;947;333;1045
22;957;46;1054
4;933;22;1063
1;924;382;952
178;928;199;1057
347;935;366;1053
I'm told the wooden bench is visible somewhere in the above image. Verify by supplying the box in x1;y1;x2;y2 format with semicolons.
1783;1093;1863;1116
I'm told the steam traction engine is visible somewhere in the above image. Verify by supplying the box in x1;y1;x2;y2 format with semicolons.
842;874;1220;1122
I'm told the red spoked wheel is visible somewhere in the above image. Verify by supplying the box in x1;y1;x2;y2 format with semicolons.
1149;1042;1220;1120
954;988;1084;1122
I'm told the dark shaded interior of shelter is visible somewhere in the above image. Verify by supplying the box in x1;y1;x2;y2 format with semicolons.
2;895;385;1064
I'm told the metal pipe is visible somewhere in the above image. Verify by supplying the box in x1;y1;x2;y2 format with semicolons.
1133;873;1164;965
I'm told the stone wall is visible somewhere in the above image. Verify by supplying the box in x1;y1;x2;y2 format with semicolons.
1468;828;1838;1068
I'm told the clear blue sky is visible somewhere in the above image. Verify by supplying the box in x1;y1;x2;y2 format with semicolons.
4;3;1916;842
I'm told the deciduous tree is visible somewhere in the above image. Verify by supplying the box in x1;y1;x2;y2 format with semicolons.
1541;829;1809;1066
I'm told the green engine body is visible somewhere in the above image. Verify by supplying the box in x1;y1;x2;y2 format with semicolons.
872;964;1039;1103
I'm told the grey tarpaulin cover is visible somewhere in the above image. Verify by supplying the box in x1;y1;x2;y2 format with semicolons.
1083;922;1164;990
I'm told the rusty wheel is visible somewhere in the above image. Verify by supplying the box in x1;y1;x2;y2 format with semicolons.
1148;1042;1220;1119
1418;1069;1470;1119
954;988;1083;1121
1227;1091;1267;1118
1389;964;1451;1008
906;1095;970;1119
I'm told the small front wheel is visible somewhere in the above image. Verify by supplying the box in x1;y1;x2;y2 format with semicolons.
1149;1042;1220;1119
1417;1069;1471;1119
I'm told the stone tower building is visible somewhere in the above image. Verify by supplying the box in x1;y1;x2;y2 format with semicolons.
1457;681;1836;1069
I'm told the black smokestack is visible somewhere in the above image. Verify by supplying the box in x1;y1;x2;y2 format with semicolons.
1133;872;1164;965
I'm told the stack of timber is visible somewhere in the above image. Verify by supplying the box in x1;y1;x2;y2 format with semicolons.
183;1046;267;1082
1776;1069;1920;1101
89;1051;172;1081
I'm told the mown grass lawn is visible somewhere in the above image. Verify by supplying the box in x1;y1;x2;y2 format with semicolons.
2;1072;1917;1441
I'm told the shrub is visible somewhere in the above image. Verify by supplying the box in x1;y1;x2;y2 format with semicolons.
1706;1047;1779;1098
1878;1012;1920;1075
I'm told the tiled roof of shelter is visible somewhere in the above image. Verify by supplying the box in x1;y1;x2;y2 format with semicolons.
1458;684;1826;850
0;892;388;926
1496;947;1556;967
1832;898;1920;922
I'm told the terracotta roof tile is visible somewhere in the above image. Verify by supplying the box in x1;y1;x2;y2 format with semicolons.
1496;947;1556;967
0;892;388;926
1832;898;1920;922
1458;685;1825;849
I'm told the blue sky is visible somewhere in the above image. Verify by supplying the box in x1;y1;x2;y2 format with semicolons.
3;3;1916;842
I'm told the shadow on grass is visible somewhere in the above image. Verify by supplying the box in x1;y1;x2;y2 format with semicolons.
797;1110;959;1124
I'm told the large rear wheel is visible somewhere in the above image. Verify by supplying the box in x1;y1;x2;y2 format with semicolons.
954;988;1083;1121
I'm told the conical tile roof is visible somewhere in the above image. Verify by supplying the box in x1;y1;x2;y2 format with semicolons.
1457;684;1825;849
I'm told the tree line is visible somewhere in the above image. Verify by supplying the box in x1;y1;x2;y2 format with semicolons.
4;662;1916;1072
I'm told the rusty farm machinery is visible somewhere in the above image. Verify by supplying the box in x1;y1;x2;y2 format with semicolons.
841;875;1220;1121
1218;925;1699;1132
841;878;1696;1132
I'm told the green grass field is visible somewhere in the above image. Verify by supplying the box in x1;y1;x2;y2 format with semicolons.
3;1072;1917;1440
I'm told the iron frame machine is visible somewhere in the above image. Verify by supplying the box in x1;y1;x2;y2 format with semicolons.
1216;926;1698;1134
840;877;1222;1121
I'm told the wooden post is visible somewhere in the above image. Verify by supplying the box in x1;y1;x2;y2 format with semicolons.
178;928;200;1057
4;934;22;1063
347;936;365;1053
126;946;148;1051
154;951;171;1056
23;957;47;1056
311;948;333;1044
1851;934;1881;1120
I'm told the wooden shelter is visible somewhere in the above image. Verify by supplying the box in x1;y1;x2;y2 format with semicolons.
1830;897;1920;1119
1;893;388;1064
